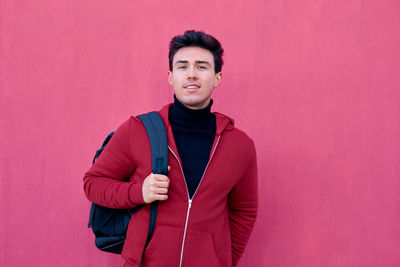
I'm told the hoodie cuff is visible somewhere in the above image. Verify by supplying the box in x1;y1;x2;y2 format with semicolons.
128;181;145;206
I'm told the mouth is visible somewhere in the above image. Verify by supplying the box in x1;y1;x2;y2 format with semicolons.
184;83;200;89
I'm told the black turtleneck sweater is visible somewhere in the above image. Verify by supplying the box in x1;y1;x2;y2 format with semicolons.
169;95;216;198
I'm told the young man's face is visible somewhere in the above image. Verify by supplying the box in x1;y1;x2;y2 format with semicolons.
168;46;222;110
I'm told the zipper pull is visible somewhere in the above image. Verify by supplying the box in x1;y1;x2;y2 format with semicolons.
188;199;192;209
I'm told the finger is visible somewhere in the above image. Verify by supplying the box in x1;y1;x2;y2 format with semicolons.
154;187;168;195
153;174;170;182
156;194;168;201
155;181;169;188
168;166;171;172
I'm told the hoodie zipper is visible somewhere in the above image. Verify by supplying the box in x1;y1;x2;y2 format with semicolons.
168;135;221;267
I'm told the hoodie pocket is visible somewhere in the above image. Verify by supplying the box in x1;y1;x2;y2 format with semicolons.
182;229;222;267
143;226;182;267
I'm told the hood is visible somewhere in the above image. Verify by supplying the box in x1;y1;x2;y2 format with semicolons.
213;112;234;135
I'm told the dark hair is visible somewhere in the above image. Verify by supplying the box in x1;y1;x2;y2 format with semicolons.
169;30;224;73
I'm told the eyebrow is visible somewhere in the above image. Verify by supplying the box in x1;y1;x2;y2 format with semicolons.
175;60;211;66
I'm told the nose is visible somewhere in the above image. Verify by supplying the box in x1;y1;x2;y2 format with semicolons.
187;66;198;80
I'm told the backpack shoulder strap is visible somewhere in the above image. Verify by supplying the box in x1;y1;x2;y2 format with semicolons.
137;111;168;175
137;111;168;262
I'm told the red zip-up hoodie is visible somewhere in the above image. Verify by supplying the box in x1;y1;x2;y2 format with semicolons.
83;104;258;267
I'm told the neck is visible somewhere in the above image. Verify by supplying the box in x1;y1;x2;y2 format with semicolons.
169;95;215;127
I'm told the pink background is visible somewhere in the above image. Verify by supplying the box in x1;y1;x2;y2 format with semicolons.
1;0;400;266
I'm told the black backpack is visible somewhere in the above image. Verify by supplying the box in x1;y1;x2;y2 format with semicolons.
87;112;168;259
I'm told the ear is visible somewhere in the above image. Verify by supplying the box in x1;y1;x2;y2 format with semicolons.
168;71;173;86
214;72;222;87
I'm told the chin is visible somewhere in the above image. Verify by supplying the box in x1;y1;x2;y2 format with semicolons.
184;98;209;109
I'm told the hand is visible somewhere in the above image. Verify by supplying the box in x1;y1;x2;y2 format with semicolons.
142;166;170;204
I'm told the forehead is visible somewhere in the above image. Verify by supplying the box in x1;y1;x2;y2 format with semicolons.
173;47;214;65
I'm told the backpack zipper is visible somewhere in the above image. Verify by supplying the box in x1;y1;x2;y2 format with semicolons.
168;135;221;267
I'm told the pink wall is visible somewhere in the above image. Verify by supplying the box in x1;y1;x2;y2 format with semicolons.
1;0;399;266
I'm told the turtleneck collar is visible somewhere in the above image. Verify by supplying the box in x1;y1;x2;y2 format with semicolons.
169;95;215;128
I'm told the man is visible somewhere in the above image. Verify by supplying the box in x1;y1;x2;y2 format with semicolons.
83;30;258;267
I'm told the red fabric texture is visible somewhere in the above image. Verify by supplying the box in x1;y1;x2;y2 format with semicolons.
83;104;258;267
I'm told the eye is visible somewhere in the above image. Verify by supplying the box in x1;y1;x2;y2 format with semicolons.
198;65;207;70
177;65;187;70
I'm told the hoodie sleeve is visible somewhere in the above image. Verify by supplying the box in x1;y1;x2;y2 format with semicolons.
228;140;258;266
83;118;145;209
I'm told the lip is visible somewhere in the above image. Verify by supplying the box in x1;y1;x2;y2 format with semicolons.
183;83;200;89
